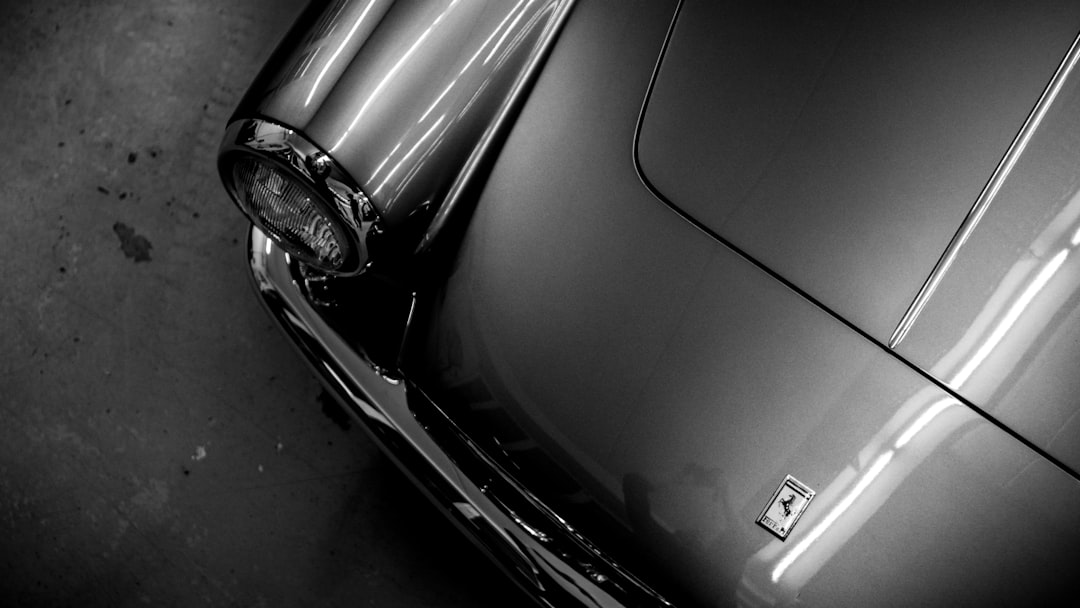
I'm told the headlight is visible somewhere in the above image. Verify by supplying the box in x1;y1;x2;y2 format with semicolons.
219;119;374;275
230;157;348;269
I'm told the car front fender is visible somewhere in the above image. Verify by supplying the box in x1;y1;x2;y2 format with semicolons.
231;0;575;244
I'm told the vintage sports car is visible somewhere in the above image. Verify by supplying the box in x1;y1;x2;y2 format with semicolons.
217;0;1080;605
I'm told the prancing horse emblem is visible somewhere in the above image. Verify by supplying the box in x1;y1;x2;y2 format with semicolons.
756;476;816;541
779;493;796;517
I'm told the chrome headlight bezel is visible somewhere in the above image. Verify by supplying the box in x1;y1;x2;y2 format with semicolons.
219;118;376;276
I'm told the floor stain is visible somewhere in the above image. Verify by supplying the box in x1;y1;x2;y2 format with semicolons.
112;221;152;262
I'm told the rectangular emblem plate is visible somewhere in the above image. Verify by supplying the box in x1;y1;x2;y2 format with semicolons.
756;475;815;541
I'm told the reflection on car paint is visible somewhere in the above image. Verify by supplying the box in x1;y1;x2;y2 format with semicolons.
896;35;1080;475
331;0;464;152
745;392;968;603
890;34;1080;349
224;0;1080;605
236;0;571;229
303;1;387;108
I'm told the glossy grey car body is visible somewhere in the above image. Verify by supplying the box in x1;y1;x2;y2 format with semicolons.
219;1;1080;605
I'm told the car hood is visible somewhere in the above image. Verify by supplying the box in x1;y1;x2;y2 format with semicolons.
637;0;1080;341
403;1;1080;605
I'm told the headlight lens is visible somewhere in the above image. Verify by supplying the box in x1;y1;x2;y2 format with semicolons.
219;119;374;276
230;157;351;271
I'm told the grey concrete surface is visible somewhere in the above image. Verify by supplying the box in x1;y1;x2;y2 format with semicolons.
0;0;525;605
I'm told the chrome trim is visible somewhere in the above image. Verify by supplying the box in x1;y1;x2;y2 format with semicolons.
221;118;377;275
888;31;1080;349
247;226;673;607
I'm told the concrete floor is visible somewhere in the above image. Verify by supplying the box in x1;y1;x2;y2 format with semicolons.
0;0;524;605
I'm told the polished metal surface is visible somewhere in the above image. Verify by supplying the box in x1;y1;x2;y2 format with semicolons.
400;1;1080;604
226;0;1080;606
894;32;1080;477
234;0;575;232
890;31;1080;349
220;118;376;274
247;227;672;607
636;0;1080;341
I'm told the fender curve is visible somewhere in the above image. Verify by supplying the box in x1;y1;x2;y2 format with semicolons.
231;0;576;241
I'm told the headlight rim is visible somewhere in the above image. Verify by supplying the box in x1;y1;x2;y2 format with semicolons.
218;118;375;276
